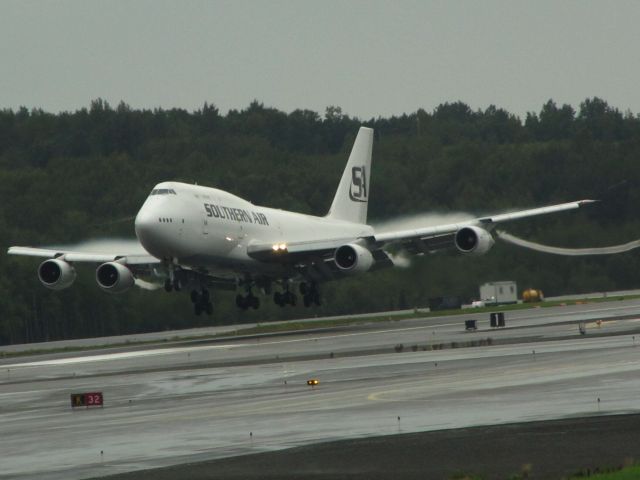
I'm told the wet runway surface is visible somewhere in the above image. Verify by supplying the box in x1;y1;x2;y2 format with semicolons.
3;300;640;479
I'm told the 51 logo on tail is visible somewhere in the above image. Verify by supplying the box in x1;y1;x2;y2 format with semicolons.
349;166;368;202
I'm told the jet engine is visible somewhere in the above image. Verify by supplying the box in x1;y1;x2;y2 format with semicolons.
334;244;374;274
38;259;77;290
454;226;495;255
96;262;135;293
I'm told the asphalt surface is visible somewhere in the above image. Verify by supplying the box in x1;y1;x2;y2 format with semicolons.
3;299;640;479
98;413;640;480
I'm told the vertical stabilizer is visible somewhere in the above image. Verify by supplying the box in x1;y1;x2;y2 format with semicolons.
327;127;373;224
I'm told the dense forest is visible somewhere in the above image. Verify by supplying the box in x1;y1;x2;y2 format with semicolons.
1;98;640;345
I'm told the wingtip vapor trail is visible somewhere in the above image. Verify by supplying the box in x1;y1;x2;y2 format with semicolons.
497;230;640;256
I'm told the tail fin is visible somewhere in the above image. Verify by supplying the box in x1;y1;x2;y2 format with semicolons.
326;127;373;224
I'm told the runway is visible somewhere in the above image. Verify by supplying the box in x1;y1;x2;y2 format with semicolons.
3;299;640;479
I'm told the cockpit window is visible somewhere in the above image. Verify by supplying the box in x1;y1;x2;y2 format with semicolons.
150;188;177;196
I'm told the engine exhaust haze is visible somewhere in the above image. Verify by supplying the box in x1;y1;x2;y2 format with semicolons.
374;213;475;268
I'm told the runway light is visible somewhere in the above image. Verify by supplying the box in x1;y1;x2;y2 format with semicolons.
307;379;319;386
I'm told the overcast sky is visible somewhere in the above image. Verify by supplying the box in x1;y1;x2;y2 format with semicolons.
1;1;639;120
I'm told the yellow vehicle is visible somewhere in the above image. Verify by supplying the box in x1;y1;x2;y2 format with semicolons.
522;288;544;302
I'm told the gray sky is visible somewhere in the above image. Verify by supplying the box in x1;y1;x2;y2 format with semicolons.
1;0;639;119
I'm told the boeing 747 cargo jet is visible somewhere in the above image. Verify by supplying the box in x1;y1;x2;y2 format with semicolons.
8;127;594;315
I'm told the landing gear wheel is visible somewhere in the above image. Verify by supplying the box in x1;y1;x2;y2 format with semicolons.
192;289;213;315
303;285;321;307
274;292;284;307
284;291;297;306
164;279;173;293
250;295;259;310
236;294;246;310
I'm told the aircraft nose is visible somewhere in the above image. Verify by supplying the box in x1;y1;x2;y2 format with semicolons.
134;207;156;247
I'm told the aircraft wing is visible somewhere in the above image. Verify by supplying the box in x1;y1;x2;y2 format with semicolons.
247;236;393;282
247;238;358;263
7;246;161;265
373;200;596;247
247;200;595;279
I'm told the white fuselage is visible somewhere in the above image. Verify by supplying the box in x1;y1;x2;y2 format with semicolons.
134;182;373;277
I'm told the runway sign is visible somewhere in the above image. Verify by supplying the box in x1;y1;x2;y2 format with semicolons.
71;392;104;408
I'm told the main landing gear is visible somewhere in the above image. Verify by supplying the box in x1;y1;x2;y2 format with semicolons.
273;290;297;307
300;282;321;307
236;292;260;310
164;277;182;292
273;282;320;308
191;288;213;316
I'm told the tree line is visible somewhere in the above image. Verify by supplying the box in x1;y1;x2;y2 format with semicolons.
1;97;639;344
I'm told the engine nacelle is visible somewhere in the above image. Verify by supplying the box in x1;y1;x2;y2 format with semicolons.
38;259;76;290
334;244;375;274
96;262;135;293
454;226;495;256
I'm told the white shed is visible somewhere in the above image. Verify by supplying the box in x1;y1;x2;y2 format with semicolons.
480;281;517;305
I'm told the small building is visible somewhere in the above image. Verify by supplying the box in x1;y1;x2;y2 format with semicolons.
480;281;517;305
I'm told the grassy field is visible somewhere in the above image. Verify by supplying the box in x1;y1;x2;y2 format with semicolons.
569;465;640;479
451;464;640;479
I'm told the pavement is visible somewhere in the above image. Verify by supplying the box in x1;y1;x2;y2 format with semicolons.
98;414;640;480
2;298;640;479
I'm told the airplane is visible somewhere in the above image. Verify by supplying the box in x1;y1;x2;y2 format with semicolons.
8;127;595;315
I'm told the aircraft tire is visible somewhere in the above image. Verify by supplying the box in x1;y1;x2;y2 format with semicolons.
164;279;173;293
250;295;259;309
190;290;200;304
236;294;245;309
